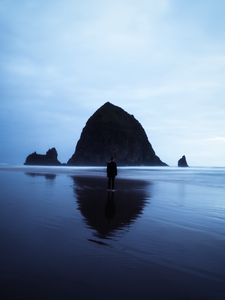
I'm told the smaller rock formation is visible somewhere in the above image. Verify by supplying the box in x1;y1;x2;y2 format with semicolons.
178;155;189;167
24;148;61;166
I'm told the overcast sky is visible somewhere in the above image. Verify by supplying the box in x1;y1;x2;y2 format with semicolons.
1;0;225;166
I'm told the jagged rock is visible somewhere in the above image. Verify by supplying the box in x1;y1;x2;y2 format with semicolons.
178;155;189;167
24;147;61;166
67;102;167;166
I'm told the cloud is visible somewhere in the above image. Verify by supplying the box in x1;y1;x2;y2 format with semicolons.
204;137;225;143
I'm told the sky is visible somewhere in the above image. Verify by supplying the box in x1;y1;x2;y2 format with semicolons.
1;0;225;166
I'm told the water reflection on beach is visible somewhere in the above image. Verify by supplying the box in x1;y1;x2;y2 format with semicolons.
1;167;225;300
71;176;151;239
26;172;57;180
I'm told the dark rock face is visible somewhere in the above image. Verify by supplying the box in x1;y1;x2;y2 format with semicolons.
178;155;189;167
24;148;61;166
67;102;167;166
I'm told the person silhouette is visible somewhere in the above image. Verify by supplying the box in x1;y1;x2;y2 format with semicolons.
107;157;117;191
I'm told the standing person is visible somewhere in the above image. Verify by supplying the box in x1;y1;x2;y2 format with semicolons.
107;157;117;190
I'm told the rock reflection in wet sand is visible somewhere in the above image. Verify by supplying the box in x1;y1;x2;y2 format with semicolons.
71;176;151;239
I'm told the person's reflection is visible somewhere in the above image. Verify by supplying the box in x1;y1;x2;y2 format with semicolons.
71;176;151;239
105;191;116;222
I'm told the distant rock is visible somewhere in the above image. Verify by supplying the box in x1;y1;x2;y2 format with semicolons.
24;148;61;166
178;155;189;167
67;102;167;166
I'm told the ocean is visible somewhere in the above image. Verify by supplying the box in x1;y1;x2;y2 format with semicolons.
0;166;225;300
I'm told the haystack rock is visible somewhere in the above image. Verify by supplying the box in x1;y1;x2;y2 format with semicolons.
67;102;167;166
24;147;61;166
178;155;189;167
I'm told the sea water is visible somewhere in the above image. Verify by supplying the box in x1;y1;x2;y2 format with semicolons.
0;166;225;300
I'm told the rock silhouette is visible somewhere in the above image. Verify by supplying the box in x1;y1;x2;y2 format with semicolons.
68;102;167;166
178;155;189;167
24;147;61;166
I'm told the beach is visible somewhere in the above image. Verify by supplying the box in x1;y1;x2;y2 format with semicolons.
0;166;225;300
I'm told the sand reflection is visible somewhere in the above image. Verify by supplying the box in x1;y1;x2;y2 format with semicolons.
71;176;151;239
25;172;56;180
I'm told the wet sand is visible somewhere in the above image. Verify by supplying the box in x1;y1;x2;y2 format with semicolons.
0;167;225;299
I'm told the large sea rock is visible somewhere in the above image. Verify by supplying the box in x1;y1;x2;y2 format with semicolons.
24;147;61;166
67;102;167;166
